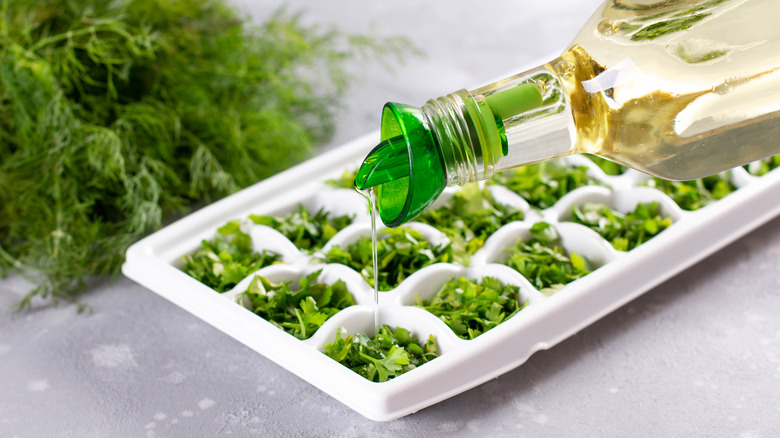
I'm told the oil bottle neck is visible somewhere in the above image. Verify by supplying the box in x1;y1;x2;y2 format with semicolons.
420;63;578;186
420;90;489;187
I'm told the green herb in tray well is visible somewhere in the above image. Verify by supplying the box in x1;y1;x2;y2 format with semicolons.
571;202;673;251
584;154;628;176
502;222;591;295
325;169;359;189
0;0;413;310
249;206;354;253
416;276;526;340
489;161;598;209
182;221;280;292
417;184;524;263
237;270;355;340
744;155;780;177
323;227;451;291
323;325;438;382
644;173;736;211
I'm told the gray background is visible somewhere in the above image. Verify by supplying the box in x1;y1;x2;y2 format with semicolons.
3;1;780;436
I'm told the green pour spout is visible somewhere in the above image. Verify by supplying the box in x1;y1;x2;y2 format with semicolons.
354;102;446;228
356;83;543;228
353;135;409;189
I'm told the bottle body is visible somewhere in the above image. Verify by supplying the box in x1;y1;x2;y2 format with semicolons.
355;0;780;227
426;0;780;183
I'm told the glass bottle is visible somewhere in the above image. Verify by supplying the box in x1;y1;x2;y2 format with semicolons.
354;0;780;227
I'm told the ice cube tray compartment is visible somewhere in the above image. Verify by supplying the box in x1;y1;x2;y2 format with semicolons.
124;129;780;421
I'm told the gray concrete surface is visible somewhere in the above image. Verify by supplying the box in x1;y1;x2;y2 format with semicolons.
3;1;780;436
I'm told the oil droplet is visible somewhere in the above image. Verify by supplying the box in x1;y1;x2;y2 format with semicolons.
597;19;618;36
713;80;735;95
553;61;574;78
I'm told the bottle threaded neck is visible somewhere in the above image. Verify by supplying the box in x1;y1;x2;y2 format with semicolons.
421;90;491;187
419;65;575;189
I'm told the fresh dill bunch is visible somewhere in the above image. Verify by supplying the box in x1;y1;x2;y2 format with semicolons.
0;0;414;310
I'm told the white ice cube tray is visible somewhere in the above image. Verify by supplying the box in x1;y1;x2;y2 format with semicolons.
123;131;780;421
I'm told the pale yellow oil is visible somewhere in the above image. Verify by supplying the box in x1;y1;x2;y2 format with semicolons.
357;187;380;334
555;0;780;179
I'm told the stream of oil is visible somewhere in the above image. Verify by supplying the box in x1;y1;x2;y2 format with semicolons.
357;187;380;333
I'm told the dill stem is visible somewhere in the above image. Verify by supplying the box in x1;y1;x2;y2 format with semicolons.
0;245;37;272
29;22;136;52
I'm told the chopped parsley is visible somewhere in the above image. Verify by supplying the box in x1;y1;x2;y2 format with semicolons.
250;205;354;253
323;325;438;382
182;220;281;292
743;156;780;177
644;173;736;210
416;184;524;263
570;202;673;251
322;227;451;291
490;161;599;209
237;270;355;340
416;276;526;340
501;222;591;295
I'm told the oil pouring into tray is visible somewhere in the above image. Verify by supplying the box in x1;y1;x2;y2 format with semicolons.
124;0;780;421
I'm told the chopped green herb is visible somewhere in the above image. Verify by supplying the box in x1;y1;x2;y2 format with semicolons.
325;169;359;189
743;156;780;177
416;276;526;340
630;13;710;41
674;44;727;64
237;270;355;340
613;0;728;43
322;227;451;290
644;173;736;210
490;161;598;209
570;202;673;251
584;154;628;176
249;206;354;253
417;184;523;263
502;222;591;295
181;220;281;292
323;325;438;382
